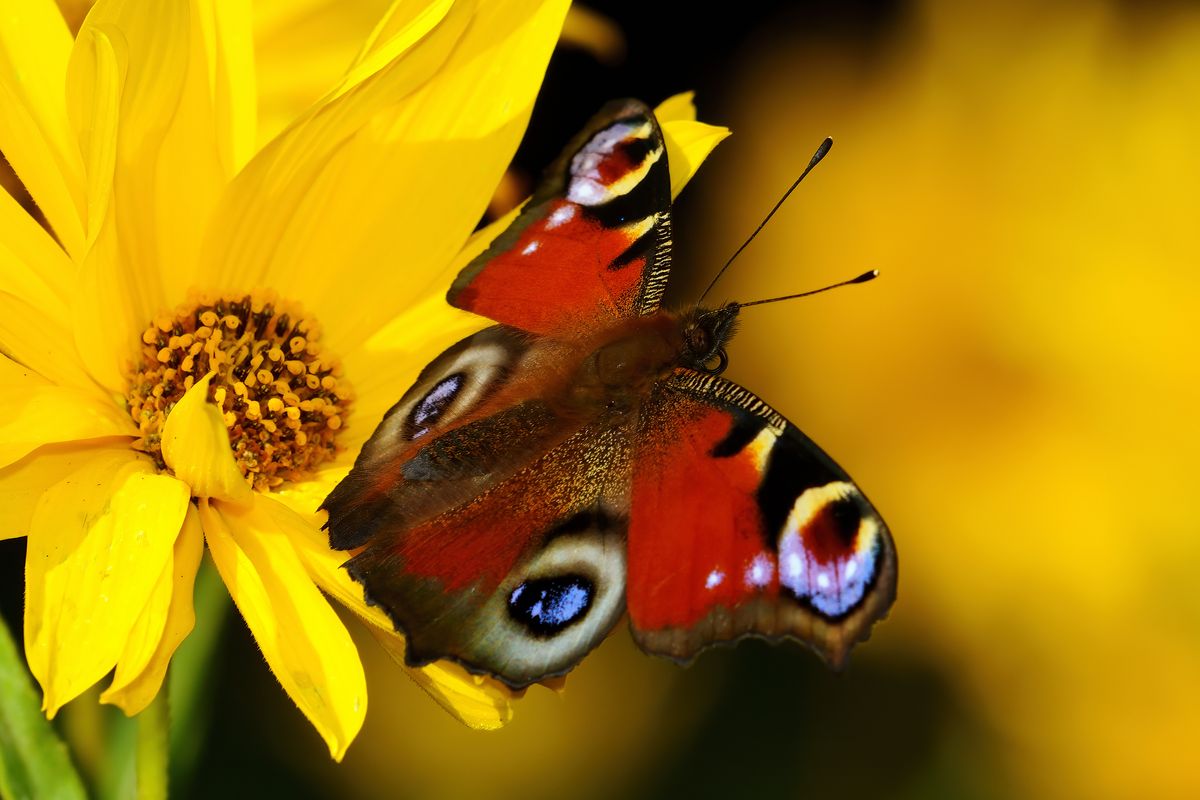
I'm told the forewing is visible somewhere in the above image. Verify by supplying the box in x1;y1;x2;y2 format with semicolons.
627;369;897;668
343;419;634;688
448;99;673;335
322;325;536;550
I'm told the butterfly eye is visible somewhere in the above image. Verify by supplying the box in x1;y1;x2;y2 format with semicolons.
702;349;729;375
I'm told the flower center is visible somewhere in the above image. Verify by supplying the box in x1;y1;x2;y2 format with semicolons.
126;293;351;491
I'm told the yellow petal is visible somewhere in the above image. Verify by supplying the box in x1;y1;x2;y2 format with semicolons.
340;0;458;95
560;6;625;64
101;503;204;715
270;486;517;729
0;440;134;541
0;356;134;469
367;624;515;731
160;372;252;507
271;463;349;525
253;0;395;146
661;116;730;200
0;178;76;324
654;91;698;124
204;1;256;175
66;24;121;249
204;0;464;306
68;0;255;388
207;0;571;355
199;496;366;760
24;450;190;716
0;0;87;258
0;290;96;391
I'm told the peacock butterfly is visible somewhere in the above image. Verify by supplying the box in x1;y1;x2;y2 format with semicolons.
322;99;897;689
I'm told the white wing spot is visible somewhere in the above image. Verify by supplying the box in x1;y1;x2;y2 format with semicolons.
785;552;804;580
567;179;608;206
705;569;725;590
521;241;540;255
744;552;774;588
547;205;576;229
816;572;831;590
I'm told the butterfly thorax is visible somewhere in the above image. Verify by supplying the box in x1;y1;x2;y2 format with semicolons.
567;313;684;416
562;303;741;418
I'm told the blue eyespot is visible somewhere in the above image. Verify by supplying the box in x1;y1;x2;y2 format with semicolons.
404;373;463;439
508;575;594;637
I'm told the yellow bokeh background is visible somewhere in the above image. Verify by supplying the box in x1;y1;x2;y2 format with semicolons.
717;2;1200;796
254;2;1200;798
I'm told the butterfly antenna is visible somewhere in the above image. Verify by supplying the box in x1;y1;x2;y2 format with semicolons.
736;269;878;309
698;137;834;303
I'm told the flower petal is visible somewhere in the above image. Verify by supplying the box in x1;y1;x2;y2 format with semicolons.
272;463;348;523
24;450;190;716
203;0;464;303
270;494;517;730
0;291;97;392
208;0;571;354
559;6;625;64
101;503;204;715
0;440;133;541
160;372;253;507
68;0;255;389
656;98;730;199
65;24;121;250
654;90;698;124
199;496;366;760
253;0;395;146
0;356;134;469
0;0;87;258
367;624;515;731
0;179;76;324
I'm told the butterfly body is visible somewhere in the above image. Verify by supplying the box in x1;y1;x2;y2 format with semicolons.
324;100;896;690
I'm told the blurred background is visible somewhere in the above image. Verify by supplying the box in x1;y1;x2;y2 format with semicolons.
4;0;1199;797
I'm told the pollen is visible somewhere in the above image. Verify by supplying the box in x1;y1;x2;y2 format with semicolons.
126;292;352;491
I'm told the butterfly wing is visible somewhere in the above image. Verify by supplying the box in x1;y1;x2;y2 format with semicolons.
323;325;539;550
342;418;633;688
448;99;673;335
323;325;634;688
627;369;897;668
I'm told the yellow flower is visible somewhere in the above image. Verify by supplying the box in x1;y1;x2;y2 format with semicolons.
0;0;727;758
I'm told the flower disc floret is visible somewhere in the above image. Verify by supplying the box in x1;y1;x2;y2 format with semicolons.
127;293;351;491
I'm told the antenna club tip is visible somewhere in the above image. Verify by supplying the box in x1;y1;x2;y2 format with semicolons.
851;269;879;284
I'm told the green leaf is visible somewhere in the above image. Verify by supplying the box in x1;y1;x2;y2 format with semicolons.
0;613;87;800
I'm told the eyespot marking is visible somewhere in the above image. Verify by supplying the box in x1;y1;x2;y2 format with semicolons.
776;482;883;619
507;574;595;637
404;373;464;440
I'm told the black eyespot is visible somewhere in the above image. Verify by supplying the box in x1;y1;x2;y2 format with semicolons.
829;496;863;547
403;373;464;440
507;575;594;637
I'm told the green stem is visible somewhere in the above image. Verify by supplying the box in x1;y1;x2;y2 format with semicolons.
135;683;169;800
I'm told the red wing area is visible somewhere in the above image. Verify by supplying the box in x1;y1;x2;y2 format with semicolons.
627;370;897;668
343;419;634;689
449;99;673;336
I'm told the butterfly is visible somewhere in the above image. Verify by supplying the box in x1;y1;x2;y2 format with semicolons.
322;99;897;690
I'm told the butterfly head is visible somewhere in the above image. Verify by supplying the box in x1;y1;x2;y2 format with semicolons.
679;303;741;375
